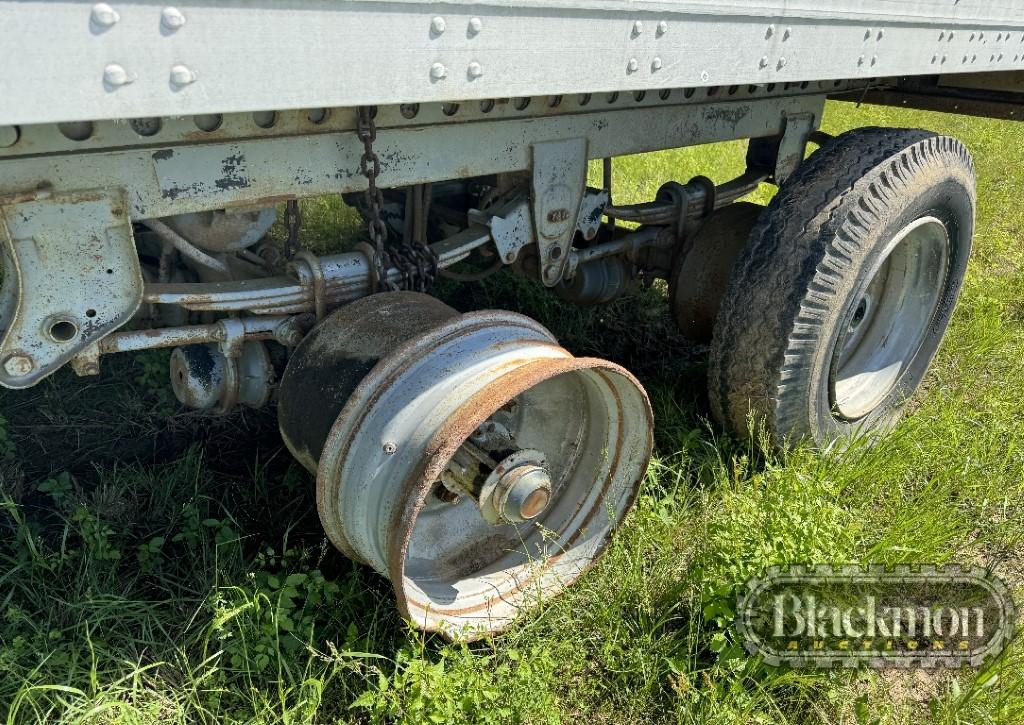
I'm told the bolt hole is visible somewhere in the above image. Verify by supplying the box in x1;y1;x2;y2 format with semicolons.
307;108;329;124
105;268;114;274
605;92;619;103
550;246;562;259
800;80;809;89
851;298;868;327
658;88;671;100
479;99;495;113
727;85;739;95
58;121;94;141
85;308;97;318
706;86;719;97
633;90;646;102
747;84;759;94
48;319;78;342
578;93;592;106
400;103;420;119
129;117;162;137
193;114;223;132
547;95;563;108
442;103;460;116
513;97;531;110
766;83;776;92
252;111;277;129
683;87;695;98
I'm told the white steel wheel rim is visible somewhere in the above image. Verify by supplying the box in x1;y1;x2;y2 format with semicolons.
831;216;949;420
394;359;651;639
314;310;653;640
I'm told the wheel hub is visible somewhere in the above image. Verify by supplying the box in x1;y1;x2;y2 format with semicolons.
479;448;553;524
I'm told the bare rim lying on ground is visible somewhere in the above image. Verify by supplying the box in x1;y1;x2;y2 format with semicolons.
0;0;1021;633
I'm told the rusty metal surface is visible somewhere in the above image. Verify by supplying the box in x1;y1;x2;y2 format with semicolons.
0;189;143;389
314;301;559;567
96;315;299;354
531;137;588;286
0;95;825;222
162;207;277;253
276;292;652;639
669;201;763;342
390;355;652;639
169;340;274;412
278;292;457;477
144;227;492;315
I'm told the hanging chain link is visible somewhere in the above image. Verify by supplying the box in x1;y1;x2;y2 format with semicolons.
283;199;303;259
389;233;437;292
357;106;391;291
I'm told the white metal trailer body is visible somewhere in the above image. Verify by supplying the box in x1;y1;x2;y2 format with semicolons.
2;0;1024;125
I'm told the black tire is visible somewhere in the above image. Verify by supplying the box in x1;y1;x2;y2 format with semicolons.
708;127;975;446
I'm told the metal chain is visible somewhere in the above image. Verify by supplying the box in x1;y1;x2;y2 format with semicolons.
283;199;303;259
389;238;438;292
356;106;391;291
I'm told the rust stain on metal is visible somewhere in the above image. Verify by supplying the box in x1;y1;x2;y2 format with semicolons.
387;356;649;628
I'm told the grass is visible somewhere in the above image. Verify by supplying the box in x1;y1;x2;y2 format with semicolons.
2;100;1024;723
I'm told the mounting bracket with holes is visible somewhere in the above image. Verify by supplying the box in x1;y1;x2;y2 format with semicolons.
0;188;143;388
531;137;588;286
